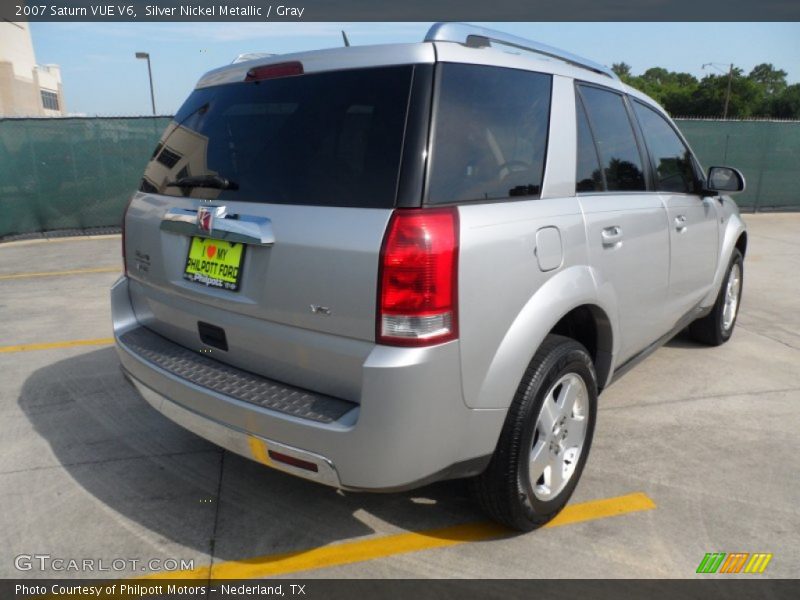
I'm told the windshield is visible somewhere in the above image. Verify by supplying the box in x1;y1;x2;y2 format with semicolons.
140;65;415;208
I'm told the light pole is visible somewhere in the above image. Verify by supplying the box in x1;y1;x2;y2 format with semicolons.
135;52;156;115
702;62;734;119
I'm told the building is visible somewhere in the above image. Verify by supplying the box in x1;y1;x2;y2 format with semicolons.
0;20;65;116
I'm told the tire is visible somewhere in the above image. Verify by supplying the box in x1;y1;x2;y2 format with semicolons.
689;249;744;346
471;334;598;531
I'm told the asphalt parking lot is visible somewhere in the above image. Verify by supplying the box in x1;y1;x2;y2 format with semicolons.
1;213;798;580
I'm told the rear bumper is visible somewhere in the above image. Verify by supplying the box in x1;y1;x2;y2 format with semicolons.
111;276;506;491
123;372;343;487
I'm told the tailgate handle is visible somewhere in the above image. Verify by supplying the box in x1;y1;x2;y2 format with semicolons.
161;208;275;246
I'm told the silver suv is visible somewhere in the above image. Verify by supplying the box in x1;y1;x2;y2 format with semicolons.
113;23;747;530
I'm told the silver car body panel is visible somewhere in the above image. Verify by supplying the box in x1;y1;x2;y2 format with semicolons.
113;277;506;490
701;196;747;308
125;194;393;402
540;75;578;199
114;32;746;490
132;376;343;487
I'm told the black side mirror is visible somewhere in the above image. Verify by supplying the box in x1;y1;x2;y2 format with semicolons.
705;166;746;195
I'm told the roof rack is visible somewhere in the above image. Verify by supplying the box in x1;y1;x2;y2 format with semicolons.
424;23;619;81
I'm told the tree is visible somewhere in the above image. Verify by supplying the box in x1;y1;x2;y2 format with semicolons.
614;60;796;118
612;62;632;80
624;69;699;116
691;70;763;118
770;84;800;119
748;63;787;96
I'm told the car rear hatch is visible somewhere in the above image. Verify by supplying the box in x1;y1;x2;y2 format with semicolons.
123;48;434;403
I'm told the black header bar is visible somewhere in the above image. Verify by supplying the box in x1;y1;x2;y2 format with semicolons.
2;0;799;22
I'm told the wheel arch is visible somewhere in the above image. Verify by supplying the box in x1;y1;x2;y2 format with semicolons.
735;230;748;257
701;210;747;308
469;265;618;409
549;304;614;392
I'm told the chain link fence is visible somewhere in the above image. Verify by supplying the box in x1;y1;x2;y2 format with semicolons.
0;117;170;239
1;116;798;239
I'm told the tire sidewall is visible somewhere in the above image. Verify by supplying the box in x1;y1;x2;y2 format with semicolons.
717;250;744;342
514;344;598;522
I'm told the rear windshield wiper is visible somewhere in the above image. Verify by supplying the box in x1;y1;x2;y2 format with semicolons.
166;174;238;190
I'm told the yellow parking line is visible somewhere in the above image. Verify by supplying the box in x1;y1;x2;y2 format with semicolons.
143;492;655;580
0;234;120;248
0;337;114;353
0;266;119;280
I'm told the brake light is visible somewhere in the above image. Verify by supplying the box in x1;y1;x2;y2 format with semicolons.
245;61;303;82
377;207;459;346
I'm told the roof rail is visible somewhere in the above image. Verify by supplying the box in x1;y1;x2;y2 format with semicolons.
424;22;619;81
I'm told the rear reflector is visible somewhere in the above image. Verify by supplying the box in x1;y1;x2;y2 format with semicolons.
268;450;319;473
377;207;459;346
245;61;304;82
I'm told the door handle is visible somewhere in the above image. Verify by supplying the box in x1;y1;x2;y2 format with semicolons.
601;226;623;247
674;214;687;233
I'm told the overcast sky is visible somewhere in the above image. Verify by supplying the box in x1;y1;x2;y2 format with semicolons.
29;21;800;116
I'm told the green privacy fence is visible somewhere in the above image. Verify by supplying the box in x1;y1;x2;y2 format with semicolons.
1;116;798;238
676;118;800;212
0;117;171;238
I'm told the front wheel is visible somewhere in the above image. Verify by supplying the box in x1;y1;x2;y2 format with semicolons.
471;335;598;531
689;249;744;346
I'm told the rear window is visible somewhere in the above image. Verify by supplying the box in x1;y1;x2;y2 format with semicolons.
427;63;552;204
140;66;414;208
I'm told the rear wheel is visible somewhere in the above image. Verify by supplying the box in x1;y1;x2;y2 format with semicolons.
689;249;743;346
471;335;598;531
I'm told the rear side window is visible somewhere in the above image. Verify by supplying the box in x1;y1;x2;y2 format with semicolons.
575;97;604;192
577;85;646;192
140;66;415;208
632;101;699;194
427;64;551;204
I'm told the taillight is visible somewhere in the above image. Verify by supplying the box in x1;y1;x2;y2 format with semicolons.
377;207;459;346
245;61;303;82
121;195;134;277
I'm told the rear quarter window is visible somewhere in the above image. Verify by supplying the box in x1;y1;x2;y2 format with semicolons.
426;64;552;204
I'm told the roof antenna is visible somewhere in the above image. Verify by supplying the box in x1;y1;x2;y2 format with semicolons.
341;30;351;47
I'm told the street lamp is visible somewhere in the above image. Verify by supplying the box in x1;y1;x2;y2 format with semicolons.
135;52;156;115
702;62;734;120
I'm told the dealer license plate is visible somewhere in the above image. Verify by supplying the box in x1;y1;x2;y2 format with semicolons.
183;237;245;292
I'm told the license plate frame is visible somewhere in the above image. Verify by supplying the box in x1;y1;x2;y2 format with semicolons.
183;236;246;292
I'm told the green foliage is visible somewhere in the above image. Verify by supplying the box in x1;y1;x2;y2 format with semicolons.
611;62;632;79
748;63;788;96
619;62;798;119
768;84;800;119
